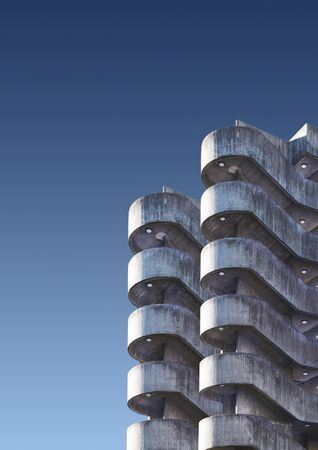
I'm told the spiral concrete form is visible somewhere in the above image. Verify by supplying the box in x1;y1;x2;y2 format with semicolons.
127;121;318;449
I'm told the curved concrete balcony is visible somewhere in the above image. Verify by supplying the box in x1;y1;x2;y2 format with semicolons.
199;353;318;423
127;419;197;450
128;361;222;421
128;191;205;260
198;414;305;450
201;238;318;315
201;125;318;212
129;247;207;315
201;181;318;267
200;295;318;368
128;304;213;364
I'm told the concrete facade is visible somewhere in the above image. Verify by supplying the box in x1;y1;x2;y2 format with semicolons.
127;121;318;449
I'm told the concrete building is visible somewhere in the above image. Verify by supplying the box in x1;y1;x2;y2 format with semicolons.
127;120;318;449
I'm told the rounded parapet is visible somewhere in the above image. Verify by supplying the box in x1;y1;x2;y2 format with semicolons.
129;247;207;315
198;414;305;450
201;181;318;263
201;125;318;211
128;304;213;364
127;419;198;450
128;192;206;260
128;361;222;420
200;238;318;315
199;353;318;423
200;295;318;368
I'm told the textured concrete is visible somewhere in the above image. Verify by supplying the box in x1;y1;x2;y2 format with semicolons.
200;295;318;368
201;181;318;262
127;120;318;449
290;122;318;163
128;247;208;315
200;352;318;422
127;419;198;450
128;304;213;364
128;361;222;419
201;237;318;315
129;190;205;260
127;190;214;448
201;125;318;210
199;415;305;450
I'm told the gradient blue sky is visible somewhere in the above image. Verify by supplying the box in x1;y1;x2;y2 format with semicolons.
1;1;318;449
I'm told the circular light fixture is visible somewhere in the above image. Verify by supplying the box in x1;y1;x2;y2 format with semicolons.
218;327;224;331
145;228;153;234
302;371;309;376
301;320;308;325
146;338;152;343
218;271;225;276
301;269;308;274
219;384;225;387
218;162;225;167
145;393;152;397
316;285;318;288
305;424;310;428
219;216;226;222
146;283;153;288
315;335;318;339
301;163;307;169
299;219;306;224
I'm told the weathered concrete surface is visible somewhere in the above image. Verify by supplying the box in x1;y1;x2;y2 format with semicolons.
200;353;318;423
128;361;222;419
290;122;318;163
236;120;289;158
128;304;214;363
127;121;318;449
198;415;305;450
201;125;318;210
201;181;318;262
201;238;318;315
127;419;198;450
129;247;208;315
129;191;206;260
199;122;318;447
200;295;318;368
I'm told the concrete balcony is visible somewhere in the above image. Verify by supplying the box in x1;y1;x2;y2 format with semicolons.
199;415;305;450
127;419;197;450
128;361;221;421
199;353;318;425
129;247;207;315
128;304;214;365
201;238;318;315
201;181;318;260
201;125;318;210
128;190;205;261
200;295;318;369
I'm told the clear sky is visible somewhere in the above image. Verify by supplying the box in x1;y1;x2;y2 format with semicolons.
1;1;318;449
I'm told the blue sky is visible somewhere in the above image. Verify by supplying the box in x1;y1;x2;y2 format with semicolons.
1;1;318;449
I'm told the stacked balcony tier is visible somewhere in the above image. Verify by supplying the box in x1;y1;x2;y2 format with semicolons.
199;121;318;449
127;191;221;450
127;121;318;449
